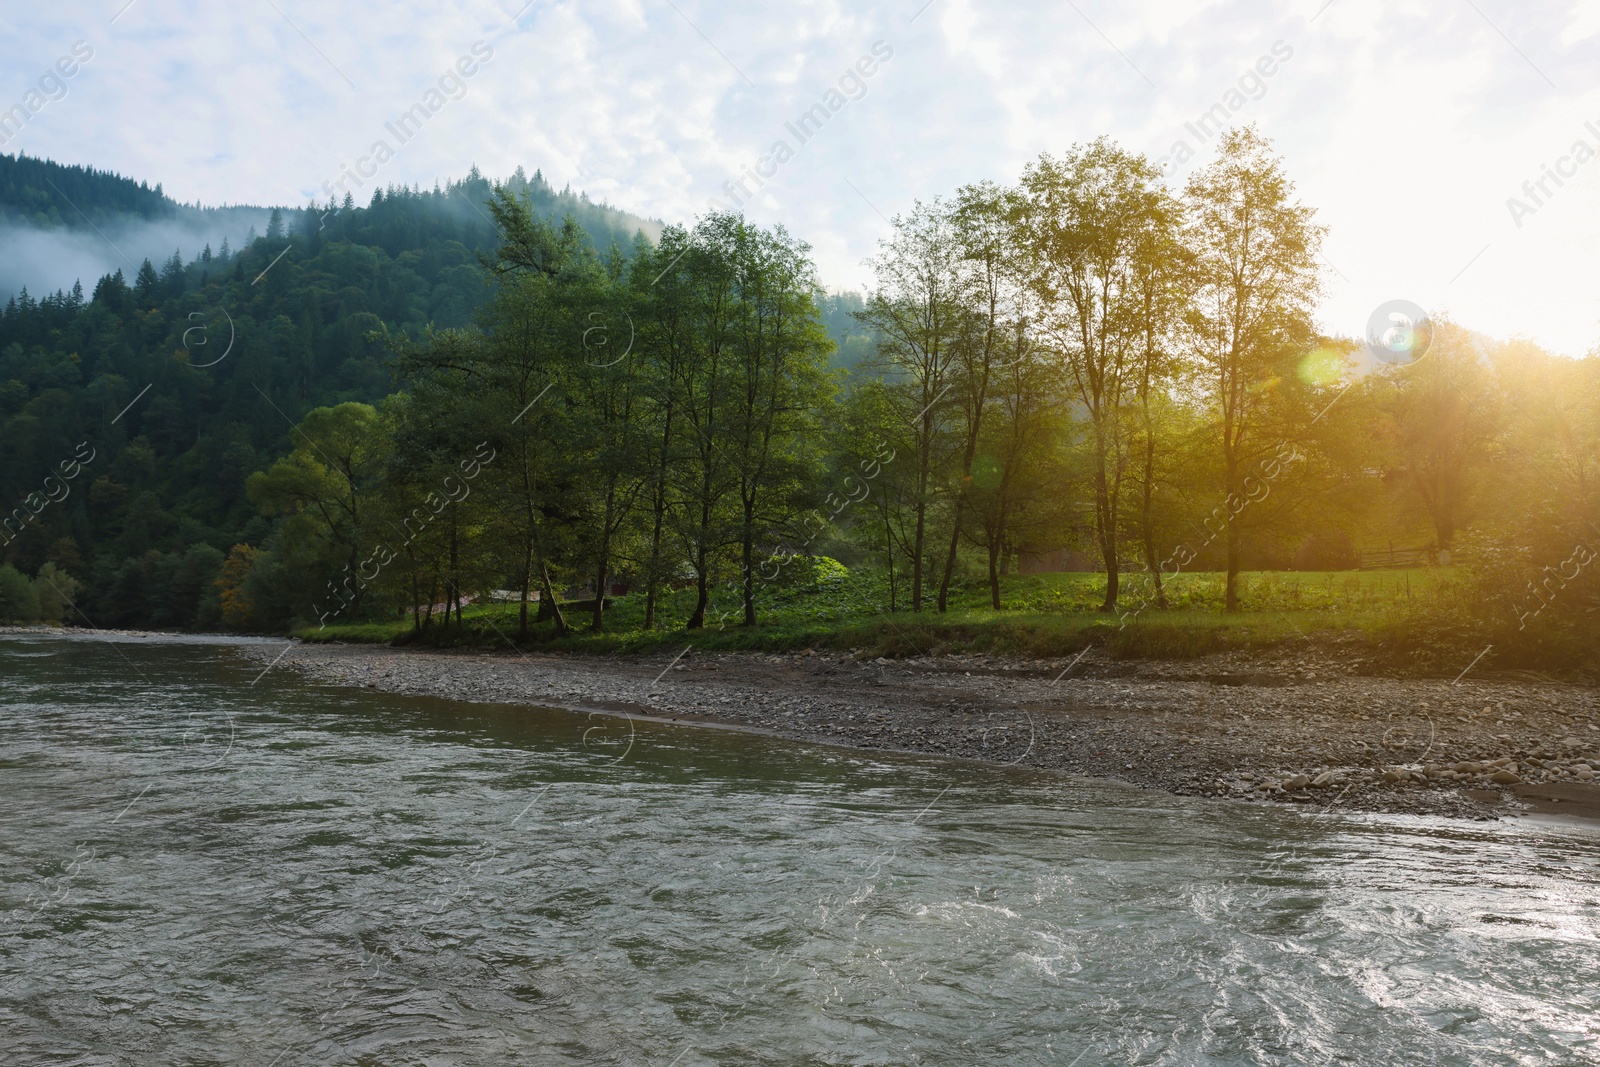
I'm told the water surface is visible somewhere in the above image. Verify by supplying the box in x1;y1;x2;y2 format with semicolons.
2;634;1597;1065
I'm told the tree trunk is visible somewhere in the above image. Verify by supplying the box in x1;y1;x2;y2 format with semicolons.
1224;450;1242;612
989;482;1012;609
539;561;568;635
741;499;757;626
449;511;462;628
938;394;987;613
644;419;672;630
1095;461;1119;613
884;510;897;613
1434;513;1454;554
912;403;934;613
643;496;666;630
686;542;710;629
592;484;617;632
937;510;962;613
911;508;925;611
592;553;608;631
1141;428;1167;609
987;537;1002;610
517;539;532;641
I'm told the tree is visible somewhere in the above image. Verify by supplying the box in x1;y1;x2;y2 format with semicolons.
1184;126;1324;611
460;190;601;637
1127;194;1191;608
857;199;968;612
32;561;79;624
133;258;161;308
1015;139;1177;612
631;233;691;630
933;181;1022;612
721;221;835;626
246;402;385;625
216;544;261;629
836;377;916;611
965;324;1063;608
666;213;744;629
0;563;39;622
1380;319;1498;557
571;256;650;631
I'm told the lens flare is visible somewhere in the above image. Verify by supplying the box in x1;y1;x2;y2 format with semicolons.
1298;347;1344;386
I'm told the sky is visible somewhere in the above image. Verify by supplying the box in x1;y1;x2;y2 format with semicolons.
5;0;1600;355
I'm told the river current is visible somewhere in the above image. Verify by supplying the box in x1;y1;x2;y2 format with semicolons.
1;633;1597;1065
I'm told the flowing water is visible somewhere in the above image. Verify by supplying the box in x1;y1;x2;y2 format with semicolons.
1;633;1597;1066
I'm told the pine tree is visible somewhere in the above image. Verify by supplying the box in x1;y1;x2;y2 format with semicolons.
161;249;185;295
134;259;161;307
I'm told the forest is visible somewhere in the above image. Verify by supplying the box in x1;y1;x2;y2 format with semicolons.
1;129;1596;673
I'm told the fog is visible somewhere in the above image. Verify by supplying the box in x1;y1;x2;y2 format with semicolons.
0;207;273;302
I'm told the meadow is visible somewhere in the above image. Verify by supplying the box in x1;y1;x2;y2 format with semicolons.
300;565;1462;667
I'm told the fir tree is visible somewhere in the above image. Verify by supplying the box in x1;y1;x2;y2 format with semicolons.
134;259;160;306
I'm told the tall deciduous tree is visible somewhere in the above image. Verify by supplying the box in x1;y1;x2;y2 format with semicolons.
857;199;967;612
1127;192;1191;608
1184;126;1324;611
667;214;743;630
723;222;835;626
1381;319;1498;557
246;401;384;623
1015;139;1175;611
933;181;1022;613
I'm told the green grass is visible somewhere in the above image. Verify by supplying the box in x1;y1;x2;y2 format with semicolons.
297;566;1456;663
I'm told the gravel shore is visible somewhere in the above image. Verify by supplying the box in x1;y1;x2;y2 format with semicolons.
239;641;1600;822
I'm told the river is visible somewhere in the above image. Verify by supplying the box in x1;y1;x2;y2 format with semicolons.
1;633;1597;1065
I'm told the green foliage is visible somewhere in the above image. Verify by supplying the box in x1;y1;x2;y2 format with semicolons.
32;561;78;623
0;563;39;622
5;145;1598;678
773;555;849;591
0;160;664;630
0;152;172;228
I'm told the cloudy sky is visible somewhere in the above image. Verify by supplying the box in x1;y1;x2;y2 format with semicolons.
6;0;1600;354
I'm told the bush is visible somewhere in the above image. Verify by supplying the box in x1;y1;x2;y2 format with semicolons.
32;562;78;624
1383;532;1600;676
773;554;849;592
0;564;40;623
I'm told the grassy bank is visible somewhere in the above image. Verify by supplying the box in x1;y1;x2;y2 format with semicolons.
298;568;1454;666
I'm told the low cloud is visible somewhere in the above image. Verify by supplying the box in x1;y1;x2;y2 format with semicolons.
0;209;271;301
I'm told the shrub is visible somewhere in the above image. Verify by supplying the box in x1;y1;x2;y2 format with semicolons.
0;564;40;623
32;562;78;624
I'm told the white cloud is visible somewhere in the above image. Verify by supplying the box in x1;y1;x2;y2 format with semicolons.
4;0;1600;352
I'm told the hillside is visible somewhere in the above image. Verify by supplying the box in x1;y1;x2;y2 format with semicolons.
0;156;667;628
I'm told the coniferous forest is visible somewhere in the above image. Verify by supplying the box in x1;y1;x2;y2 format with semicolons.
2;131;1597;673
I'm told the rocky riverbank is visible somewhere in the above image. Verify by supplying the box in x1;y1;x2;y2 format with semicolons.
238;641;1600;822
